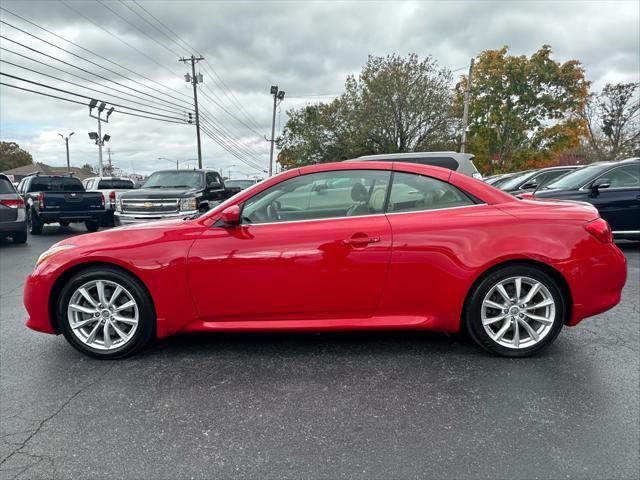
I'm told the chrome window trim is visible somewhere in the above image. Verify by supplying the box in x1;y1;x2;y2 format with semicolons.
238;203;487;228
612;230;640;234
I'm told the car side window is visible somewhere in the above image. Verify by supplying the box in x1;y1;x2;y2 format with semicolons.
530;169;570;187
603;165;640;189
206;172;220;187
388;172;475;213
241;170;391;224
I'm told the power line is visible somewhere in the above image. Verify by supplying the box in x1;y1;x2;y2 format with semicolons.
95;0;182;58
198;86;264;138
0;53;188;117
0;72;187;122
0;33;190;113
0;4;189;99
0;82;187;124
0;19;192;111
199;123;265;173
199;113;265;164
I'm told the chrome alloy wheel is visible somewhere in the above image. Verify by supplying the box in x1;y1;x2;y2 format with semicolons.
481;276;556;349
67;279;139;351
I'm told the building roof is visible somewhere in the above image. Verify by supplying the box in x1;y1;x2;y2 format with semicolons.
1;162;94;180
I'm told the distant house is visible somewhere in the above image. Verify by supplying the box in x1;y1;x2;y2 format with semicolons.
1;162;94;182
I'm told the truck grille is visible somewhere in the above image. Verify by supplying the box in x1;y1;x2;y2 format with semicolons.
121;198;179;215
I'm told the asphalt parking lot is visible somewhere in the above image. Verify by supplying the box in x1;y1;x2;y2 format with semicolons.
1;225;638;480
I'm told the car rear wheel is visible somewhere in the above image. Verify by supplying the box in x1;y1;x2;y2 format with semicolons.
57;267;155;359
465;265;565;357
85;220;99;232
28;209;43;235
11;230;27;244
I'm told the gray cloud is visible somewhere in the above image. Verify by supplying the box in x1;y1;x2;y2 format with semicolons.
1;0;638;175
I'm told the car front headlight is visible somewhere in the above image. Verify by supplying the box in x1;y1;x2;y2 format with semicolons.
179;196;197;211
36;244;76;267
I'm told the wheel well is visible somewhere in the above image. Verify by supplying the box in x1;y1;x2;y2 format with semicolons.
48;261;155;334
461;259;573;330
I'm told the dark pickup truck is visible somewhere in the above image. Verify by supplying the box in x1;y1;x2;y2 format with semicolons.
16;174;106;234
115;169;241;225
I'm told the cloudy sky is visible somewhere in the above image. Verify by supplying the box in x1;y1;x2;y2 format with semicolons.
0;0;638;177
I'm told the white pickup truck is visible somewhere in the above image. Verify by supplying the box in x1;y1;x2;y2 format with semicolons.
82;176;137;226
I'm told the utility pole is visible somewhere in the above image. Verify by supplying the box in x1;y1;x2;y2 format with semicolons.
268;85;285;176
106;148;114;175
58;132;74;172
460;58;474;154
88;100;113;177
180;55;204;169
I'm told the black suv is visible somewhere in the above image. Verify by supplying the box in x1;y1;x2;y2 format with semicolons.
115;169;241;225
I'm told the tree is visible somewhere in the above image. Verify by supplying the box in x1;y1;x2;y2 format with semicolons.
583;83;639;161
278;54;457;168
81;163;96;174
457;46;590;174
0;141;33;171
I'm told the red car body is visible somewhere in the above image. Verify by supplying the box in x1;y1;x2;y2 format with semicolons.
24;162;627;340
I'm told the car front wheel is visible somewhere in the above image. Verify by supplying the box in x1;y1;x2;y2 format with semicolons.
465;265;565;357
57;267;155;359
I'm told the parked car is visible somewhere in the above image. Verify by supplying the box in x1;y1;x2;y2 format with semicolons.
83;176;137;226
498;165;583;194
527;158;640;240
225;179;260;190
25;161;626;359
0;173;27;243
486;172;519;188
354;151;483;179
16;174;106;234
115;169;241;225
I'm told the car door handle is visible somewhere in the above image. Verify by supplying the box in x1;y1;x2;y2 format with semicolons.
342;236;380;246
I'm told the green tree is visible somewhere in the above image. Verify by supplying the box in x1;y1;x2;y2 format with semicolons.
457;46;590;174
0;141;33;171
81;163;96;174
278;54;457;168
583;83;639;161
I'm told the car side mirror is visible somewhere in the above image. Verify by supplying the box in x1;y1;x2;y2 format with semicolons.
520;181;538;190
312;182;328;193
220;205;240;226
591;177;611;190
208;182;223;190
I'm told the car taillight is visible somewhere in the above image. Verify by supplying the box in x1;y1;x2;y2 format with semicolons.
100;193;105;209
0;198;24;208
584;218;613;243
38;192;44;209
109;191;116;209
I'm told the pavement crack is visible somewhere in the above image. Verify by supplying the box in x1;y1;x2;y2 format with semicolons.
0;363;116;470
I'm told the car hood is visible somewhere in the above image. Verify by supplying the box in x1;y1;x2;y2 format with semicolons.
119;188;201;199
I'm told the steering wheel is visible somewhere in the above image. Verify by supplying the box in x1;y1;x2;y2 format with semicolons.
267;201;281;221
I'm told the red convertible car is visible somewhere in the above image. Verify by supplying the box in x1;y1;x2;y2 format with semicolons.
24;161;627;359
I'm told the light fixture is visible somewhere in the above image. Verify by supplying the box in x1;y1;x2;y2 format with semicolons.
277;90;285;100
88;132;98;140
88;99;97;110
106;107;114;118
98;102;106;113
102;134;111;143
270;85;278;95
69;131;75;137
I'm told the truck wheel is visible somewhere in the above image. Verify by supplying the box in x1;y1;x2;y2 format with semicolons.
28;209;43;235
85;220;100;232
12;230;27;244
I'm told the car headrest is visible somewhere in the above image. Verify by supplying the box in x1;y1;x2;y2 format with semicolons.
369;188;386;212
351;182;368;202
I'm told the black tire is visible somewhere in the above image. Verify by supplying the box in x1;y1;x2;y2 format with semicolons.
464;264;565;357
59;221;70;227
28;209;43;235
57;266;156;359
11;229;27;244
85;220;100;232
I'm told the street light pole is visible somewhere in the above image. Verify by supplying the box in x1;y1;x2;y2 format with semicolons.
88;100;113;177
58;132;74;172
268;85;285;177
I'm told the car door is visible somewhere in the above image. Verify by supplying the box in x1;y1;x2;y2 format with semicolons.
188;169;393;321
377;169;507;330
587;164;640;232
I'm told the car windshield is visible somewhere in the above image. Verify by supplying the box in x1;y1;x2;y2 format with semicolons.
498;171;534;190
543;164;609;190
225;180;254;189
142;171;203;189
